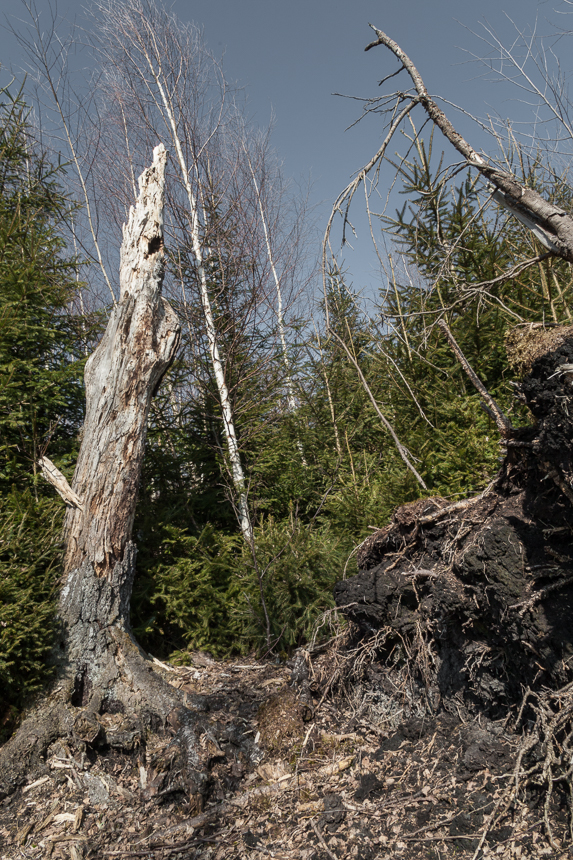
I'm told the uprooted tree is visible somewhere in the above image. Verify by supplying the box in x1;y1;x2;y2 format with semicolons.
0;145;211;801
327;27;573;837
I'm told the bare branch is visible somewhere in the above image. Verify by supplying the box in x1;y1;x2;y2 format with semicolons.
328;327;428;489
460;252;552;294
366;24;573;263
437;320;512;436
323;95;420;298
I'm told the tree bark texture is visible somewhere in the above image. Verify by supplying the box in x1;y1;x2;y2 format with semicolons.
55;143;182;702
0;147;211;802
63;143;179;579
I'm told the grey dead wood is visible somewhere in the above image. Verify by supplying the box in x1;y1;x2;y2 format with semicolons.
0;144;207;802
365;26;573;263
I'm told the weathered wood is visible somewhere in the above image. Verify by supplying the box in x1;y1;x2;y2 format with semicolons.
0;146;211;804
63;143;180;579
39;456;83;511
365;26;573;263
53;142;182;696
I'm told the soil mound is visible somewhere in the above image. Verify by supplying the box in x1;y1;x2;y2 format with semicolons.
335;334;573;717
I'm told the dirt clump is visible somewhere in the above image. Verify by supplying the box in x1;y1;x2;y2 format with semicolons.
335;334;573;717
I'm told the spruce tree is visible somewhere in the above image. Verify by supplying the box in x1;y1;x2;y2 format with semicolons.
0;85;87;725
0;87;87;493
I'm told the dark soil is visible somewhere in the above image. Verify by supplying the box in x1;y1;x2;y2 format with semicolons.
335;333;573;718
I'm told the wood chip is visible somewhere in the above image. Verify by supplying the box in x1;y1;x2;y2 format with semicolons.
48;835;88;844
38;801;60;832
54;812;76;824
17;821;34;845
73;806;84;833
320;756;355;776
321;732;363;744
22;775;51;793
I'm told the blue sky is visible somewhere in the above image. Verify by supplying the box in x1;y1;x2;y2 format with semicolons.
1;0;568;294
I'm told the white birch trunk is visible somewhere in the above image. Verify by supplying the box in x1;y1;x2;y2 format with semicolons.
139;51;253;544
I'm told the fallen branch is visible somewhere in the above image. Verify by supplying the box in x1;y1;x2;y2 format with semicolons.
417;481;496;525
365;25;573;262
311;820;339;860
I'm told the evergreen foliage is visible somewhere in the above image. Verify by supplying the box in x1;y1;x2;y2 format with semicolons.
0;493;63;736
4;86;571;694
0;86;86;726
374;136;573;497
0;89;91;494
132;516;347;660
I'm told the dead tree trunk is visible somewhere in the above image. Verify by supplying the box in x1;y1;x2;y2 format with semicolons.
57;142;179;700
0;145;208;801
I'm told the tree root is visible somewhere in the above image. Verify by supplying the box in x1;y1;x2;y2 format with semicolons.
466;683;573;855
0;644;210;803
0;703;73;799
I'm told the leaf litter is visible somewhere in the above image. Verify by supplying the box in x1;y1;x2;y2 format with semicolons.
0;640;571;860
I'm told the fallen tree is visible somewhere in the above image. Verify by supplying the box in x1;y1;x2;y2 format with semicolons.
329;25;573;707
0;145;210;804
335;324;573;713
328;28;573;845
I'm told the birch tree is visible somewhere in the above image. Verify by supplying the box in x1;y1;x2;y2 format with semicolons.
16;0;308;542
91;0;256;540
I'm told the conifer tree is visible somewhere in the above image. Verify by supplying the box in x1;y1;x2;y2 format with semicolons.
0;87;86;494
0;85;87;723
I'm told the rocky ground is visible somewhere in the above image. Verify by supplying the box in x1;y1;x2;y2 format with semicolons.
1;640;572;860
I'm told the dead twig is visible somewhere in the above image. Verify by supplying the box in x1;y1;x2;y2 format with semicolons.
310;820;339;860
104;836;226;856
438;320;512;435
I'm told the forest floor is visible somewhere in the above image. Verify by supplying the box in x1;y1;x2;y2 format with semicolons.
0;643;571;860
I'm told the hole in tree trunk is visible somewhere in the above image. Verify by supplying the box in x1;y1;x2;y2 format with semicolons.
146;236;162;256
71;666;92;708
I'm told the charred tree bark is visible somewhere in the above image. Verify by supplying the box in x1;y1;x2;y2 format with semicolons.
0;146;207;801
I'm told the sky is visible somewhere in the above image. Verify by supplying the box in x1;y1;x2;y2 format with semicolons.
0;0;570;296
